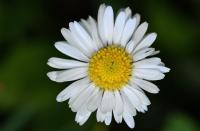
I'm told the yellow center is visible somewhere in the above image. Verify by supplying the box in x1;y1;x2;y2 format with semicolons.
88;45;133;91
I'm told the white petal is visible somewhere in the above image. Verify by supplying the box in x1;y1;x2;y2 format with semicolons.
60;28;90;56
54;41;89;62
96;108;106;122
133;48;156;62
134;68;165;81
134;57;161;66
56;77;90;102
68;81;90;106
47;57;88;69
47;67;87;82
121;91;137;116
75;108;91;125
87;88;103;112
125;7;132;18
113;11;126;44
133;22;148;46
150;50;160;56
157;66;170;73
70;84;95;112
61;28;81;48
77;112;91;126
100;91;115;113
114;90;123;115
123;90;136;128
121;86;141;111
69;22;94;56
133;33;157;53
126;22;148;53
126;40;137;53
88;16;104;48
135;63;170;73
128;86;151;106
80;19;91;34
132;77;160;93
61;28;72;42
120;17;137;47
73;21;98;51
98;4;107;44
103;6;114;44
123;102;135;129
113;112;123;123
134;13;141;28
105;112;112;125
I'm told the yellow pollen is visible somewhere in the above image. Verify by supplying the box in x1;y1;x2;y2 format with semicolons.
88;45;133;91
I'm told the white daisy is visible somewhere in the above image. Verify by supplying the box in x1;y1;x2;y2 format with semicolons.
47;4;170;128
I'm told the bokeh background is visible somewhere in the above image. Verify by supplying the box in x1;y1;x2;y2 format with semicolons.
0;0;200;131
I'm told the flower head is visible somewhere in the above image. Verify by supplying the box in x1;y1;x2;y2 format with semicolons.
47;4;170;128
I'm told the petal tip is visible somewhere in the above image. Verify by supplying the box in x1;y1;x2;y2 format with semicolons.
47;72;57;81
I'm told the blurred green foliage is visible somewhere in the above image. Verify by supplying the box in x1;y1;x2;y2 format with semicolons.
0;0;200;131
162;112;200;131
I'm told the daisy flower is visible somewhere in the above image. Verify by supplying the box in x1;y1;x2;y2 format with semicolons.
47;4;170;128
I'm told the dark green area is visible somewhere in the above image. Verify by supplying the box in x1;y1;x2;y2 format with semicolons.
0;0;200;131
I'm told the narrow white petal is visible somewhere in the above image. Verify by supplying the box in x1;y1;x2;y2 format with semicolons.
47;57;88;69
123;92;136;128
60;28;91;56
134;57;161;66
70;84;95;111
126;22;147;53
135;63;170;73
87;88;103;112
46;71;57;82
132;77;160;93
56;77;90;102
97;108;106;122
123;103;135;129
126;40;137;53
114;90;124;115
120;17;137;47
128;86;151;106
134;13;141;27
88;16;104;48
121;86;141;111
85;87;99;106
134;57;170;73
68;80;90;106
69;22;93;56
150;50;160;56
54;41;89;62
77;112;91;126
100;91;115;113
80;19;91;34
133;33;157;53
133;48;156;62
47;67;87;82
98;4;107;44
134;68;165;81
121;91;137;116
157;66;170;73
73;21;98;51
132;22;148;46
113;111;123;123
113;11;126;44
75;108;91;125
125;7;132;18
103;6;114;44
61;28;71;42
105;112;112;125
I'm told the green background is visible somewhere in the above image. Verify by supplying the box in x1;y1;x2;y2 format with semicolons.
0;0;200;131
